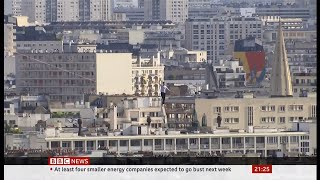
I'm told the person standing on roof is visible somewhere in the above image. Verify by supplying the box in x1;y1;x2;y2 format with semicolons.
160;82;170;105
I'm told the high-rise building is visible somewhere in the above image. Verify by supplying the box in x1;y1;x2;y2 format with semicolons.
185;16;263;64
144;0;188;23
8;0;114;23
4;0;22;16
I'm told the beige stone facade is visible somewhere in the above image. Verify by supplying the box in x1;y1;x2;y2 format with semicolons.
195;95;316;130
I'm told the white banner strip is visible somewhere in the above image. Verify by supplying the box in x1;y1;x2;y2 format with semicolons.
5;165;316;180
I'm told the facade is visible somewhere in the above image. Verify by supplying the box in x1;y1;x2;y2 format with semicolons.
26;0;47;24
113;7;145;21
4;23;16;57
19;0;115;23
16;40;63;53
44;131;313;156
233;37;266;85
213;60;246;88
254;5;311;21
96;97;166;131
263;28;316;42
286;40;317;69
16;49;133;102
185;17;263;64
173;49;207;63
195;93;316;131
292;72;317;95
4;0;22;15
132;53;164;96
5;133;46;150
144;0;188;23
165;97;195;129
114;0;137;8
261;16;304;30
164;66;206;90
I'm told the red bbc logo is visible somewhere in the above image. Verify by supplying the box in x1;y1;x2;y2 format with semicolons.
48;157;90;165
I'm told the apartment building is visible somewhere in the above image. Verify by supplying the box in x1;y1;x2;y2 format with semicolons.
261;16;304;29
164;66;207;93
254;5;311;21
15;27;63;53
9;0;115;23
173;49;207;63
196;91;316;129
185;16;262;64
286;40;317;69
188;0;212;8
292;71;317;95
4;22;16;57
132;53;164;96
213;60;246;88
144;0;188;23
15;45;133;102
114;0;137;8
165;96;195;129
4;0;22;15
113;7;145;21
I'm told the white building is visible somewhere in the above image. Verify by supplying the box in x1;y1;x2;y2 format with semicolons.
240;8;256;17
132;53;164;96
97;97;166;131
43;131;314;156
172;49;207;63
213;60;246;88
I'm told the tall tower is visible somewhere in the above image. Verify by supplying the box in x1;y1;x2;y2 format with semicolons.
270;19;293;97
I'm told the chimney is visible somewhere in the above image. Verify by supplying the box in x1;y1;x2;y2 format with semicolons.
109;105;118;130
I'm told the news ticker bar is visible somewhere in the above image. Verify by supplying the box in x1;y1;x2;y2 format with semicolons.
5;157;317;165
4;165;317;180
48;157;273;173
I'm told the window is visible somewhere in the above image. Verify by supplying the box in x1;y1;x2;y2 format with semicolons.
233;106;239;112
279;105;285;112
267;137;277;144
289;105;303;111
214;107;221;113
224;118;239;124
279;117;285;124
289;117;303;122
301;136;309;140
261;106;275;111
261;117;276;123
